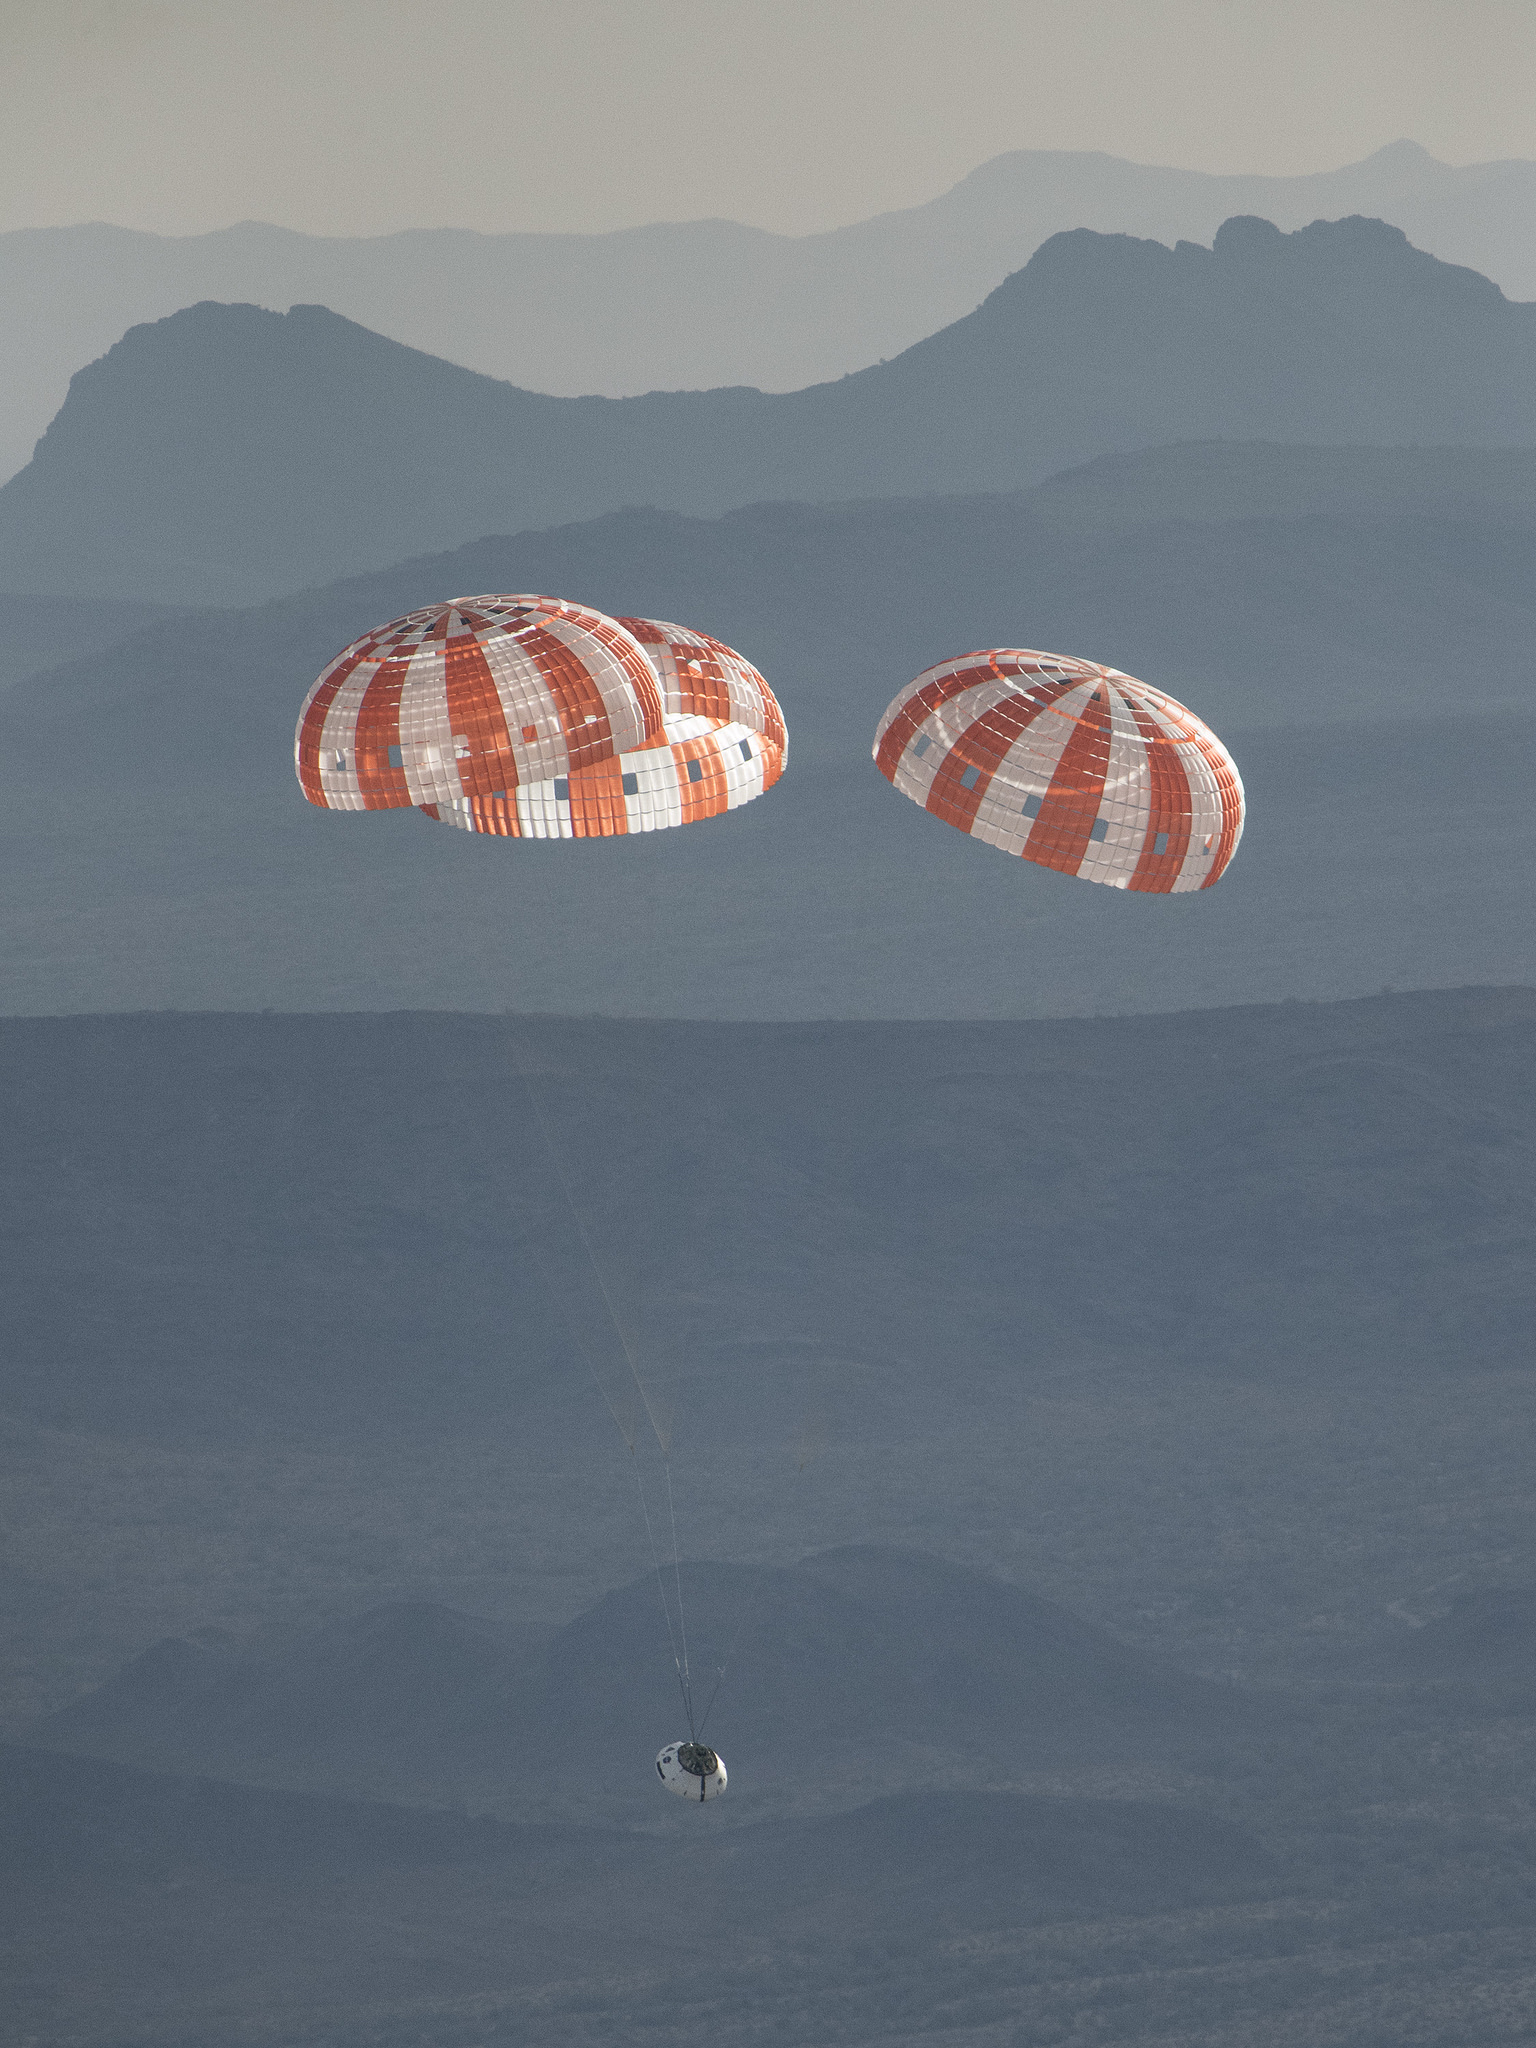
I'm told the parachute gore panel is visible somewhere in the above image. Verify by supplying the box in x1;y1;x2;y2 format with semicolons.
873;650;1244;892
617;616;788;767
295;595;786;840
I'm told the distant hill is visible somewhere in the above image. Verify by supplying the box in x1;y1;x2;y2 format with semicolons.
548;1547;1262;1819
0;588;189;691
28;1603;539;1805
5;138;1536;483
5;215;1536;603
13;444;1536;763
1026;439;1536;533
30;1549;1255;1816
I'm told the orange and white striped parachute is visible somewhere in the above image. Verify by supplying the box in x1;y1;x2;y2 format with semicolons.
295;595;785;839
873;649;1243;892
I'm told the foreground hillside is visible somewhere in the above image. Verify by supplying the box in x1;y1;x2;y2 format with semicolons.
4;1765;1530;2048
4;214;1534;602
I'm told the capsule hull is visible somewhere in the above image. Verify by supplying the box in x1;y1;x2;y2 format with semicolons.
656;1742;727;1801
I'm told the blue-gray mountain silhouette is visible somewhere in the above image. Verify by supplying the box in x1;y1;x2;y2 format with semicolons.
5;215;1535;604
6;138;1536;485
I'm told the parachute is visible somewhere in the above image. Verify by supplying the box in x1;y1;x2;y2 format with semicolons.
295;598;795;1803
295;595;785;839
873;650;1244;891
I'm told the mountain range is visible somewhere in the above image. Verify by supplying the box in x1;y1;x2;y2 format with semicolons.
5;137;1536;485
5;213;1536;604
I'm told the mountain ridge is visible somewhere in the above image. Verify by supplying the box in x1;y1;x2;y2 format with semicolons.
7;135;1536;481
6;214;1536;605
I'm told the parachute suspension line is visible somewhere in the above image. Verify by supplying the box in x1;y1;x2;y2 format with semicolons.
695;1565;761;1745
632;1452;695;1739
513;1043;670;1459
510;1040;698;1731
697;1457;808;1743
696;1586;757;1744
495;1129;637;1452
664;1456;695;1737
550;1285;637;1454
695;1635;733;1744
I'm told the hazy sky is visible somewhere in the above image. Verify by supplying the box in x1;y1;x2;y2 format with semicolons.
4;0;1534;238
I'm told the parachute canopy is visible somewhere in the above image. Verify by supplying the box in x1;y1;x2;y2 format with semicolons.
295;595;785;840
873;649;1244;892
